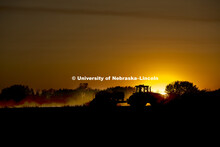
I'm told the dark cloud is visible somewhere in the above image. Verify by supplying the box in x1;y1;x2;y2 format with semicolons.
0;5;219;22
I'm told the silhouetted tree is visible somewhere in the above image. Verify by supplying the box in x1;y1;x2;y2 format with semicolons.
0;85;34;102
78;83;88;89
165;81;198;95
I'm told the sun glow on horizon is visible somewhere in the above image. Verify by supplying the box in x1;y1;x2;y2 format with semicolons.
152;89;167;95
151;85;167;95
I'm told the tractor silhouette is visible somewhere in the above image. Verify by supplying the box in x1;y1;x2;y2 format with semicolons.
127;85;157;107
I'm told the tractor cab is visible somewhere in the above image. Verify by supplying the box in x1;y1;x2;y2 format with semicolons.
135;85;151;93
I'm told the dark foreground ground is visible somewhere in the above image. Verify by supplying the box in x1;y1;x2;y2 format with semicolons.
0;105;217;117
0;106;158;115
0;106;163;126
0;105;219;137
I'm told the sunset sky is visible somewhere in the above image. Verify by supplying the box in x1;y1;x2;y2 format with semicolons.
0;0;219;93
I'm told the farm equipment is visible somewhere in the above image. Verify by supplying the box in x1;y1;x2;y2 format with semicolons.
127;85;157;107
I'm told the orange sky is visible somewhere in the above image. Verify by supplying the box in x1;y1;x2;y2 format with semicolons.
0;0;219;92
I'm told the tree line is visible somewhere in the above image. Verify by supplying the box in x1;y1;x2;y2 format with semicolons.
0;81;219;111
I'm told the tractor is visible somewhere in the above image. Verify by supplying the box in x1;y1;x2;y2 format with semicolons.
127;85;157;107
